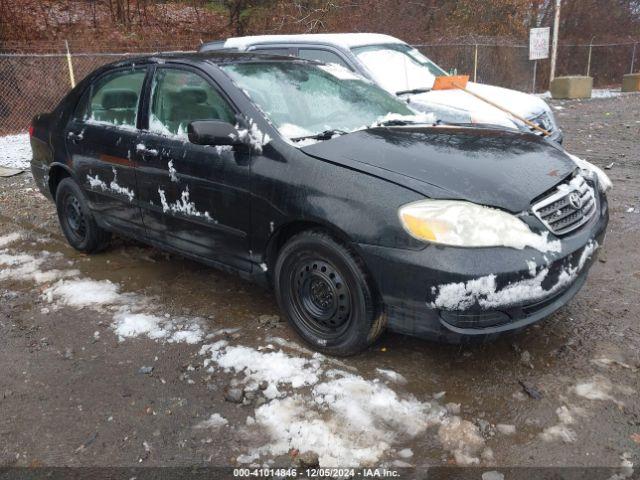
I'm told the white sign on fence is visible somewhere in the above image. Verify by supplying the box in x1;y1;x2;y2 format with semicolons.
529;27;550;60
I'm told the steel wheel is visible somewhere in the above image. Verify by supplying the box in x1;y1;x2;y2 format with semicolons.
289;258;352;339
63;194;88;243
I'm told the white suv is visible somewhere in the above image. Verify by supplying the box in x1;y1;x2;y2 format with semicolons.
200;33;562;143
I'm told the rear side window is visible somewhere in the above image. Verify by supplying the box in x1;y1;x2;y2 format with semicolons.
149;69;235;137
298;48;350;69
76;69;146;128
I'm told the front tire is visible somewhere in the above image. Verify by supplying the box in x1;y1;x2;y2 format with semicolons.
274;230;385;356
55;177;111;253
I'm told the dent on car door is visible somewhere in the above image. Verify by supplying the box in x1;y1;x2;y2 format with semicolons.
65;66;147;234
135;66;253;271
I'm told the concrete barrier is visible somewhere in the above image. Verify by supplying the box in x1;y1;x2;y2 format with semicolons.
550;76;593;99
622;73;640;92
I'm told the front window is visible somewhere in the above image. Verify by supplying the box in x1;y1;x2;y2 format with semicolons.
220;61;416;140
351;43;448;94
149;69;235;138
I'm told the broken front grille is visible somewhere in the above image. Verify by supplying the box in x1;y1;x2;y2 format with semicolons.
532;175;597;235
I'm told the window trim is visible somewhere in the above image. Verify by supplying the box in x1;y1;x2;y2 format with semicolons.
295;47;354;70
72;65;151;131
141;63;240;137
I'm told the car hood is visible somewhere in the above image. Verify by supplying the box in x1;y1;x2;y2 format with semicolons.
407;82;548;126
300;126;576;213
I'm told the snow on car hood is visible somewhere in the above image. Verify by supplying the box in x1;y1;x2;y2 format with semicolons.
407;82;548;128
300;125;576;213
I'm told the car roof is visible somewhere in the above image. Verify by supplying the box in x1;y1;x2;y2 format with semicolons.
221;33;405;50
106;50;309;69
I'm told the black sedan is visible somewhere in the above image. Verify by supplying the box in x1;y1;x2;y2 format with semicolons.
30;52;609;355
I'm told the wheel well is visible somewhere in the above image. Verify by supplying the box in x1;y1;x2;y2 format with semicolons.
265;220;384;317
266;221;351;269
48;165;71;198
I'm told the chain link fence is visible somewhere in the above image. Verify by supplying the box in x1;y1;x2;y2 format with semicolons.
414;42;639;93
0;42;638;135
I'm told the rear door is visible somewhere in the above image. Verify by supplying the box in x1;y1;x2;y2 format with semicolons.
134;65;253;271
65;66;148;234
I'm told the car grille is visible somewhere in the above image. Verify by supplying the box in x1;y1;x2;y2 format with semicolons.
531;175;597;235
528;112;554;136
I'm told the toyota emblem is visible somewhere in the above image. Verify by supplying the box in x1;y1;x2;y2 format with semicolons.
568;192;583;210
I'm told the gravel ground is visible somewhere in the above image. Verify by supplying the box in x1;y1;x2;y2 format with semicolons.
0;94;639;475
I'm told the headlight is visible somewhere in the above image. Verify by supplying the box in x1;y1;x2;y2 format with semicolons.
567;153;612;193
398;200;560;252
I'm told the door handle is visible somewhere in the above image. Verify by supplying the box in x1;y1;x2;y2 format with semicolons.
67;131;83;144
135;144;159;158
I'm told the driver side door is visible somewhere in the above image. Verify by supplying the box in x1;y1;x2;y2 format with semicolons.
135;65;253;271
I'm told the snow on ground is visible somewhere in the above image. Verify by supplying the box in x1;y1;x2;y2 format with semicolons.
0;250;79;284
0;134;30;169
200;338;491;467
0;233;22;248
538;405;583;443
2;240;492;467
194;413;228;430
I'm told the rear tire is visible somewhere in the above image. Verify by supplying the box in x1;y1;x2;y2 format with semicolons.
274;230;386;356
55;177;111;253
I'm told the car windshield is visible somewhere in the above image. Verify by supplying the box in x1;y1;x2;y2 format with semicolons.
351;43;449;94
220;61;421;141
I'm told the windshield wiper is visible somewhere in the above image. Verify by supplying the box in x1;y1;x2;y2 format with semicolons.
376;119;434;127
396;88;431;96
292;129;349;142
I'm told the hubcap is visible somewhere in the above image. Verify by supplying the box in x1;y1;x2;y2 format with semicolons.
64;195;87;241
292;259;351;337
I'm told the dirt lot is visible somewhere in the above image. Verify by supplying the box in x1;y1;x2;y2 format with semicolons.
1;95;639;476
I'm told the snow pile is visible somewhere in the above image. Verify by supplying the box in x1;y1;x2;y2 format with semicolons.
113;311;204;344
431;240;597;310
200;340;322;399
194;413;228;429
0;134;31;169
158;187;215;222
438;417;486;465
45;278;122;307
573;375;634;405
87;168;135;202
375;368;407;384
40;273;205;345
539;405;584;443
249;371;447;467
591;89;622;99
0;232;22;249
199;337;489;467
0;251;79;284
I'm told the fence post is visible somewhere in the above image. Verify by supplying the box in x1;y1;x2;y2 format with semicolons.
632;43;638;74
473;44;478;82
586;38;593;77
65;40;76;88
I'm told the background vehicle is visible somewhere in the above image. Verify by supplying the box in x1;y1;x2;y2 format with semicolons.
30;52;605;356
200;33;563;143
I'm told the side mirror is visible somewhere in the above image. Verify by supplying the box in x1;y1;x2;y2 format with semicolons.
187;120;240;146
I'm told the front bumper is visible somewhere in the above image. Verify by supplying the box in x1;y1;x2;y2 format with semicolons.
357;195;608;342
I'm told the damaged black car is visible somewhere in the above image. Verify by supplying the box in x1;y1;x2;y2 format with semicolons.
30;52;610;355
